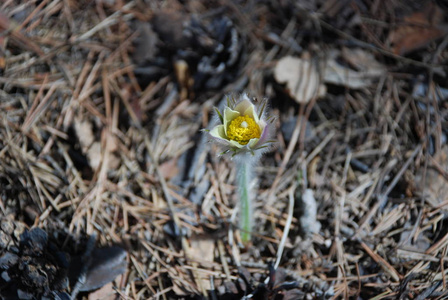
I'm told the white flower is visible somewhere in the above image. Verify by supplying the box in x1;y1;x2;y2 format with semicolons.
207;94;275;156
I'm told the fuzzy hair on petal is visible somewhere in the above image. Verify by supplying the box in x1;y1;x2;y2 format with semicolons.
255;121;274;147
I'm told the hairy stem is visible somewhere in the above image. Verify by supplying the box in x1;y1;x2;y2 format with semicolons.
237;158;252;244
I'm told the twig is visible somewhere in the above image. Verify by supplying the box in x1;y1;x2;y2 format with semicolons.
265;185;295;286
318;18;443;69
274;187;294;270
356;144;422;235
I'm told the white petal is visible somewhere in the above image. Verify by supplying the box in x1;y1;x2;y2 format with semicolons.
210;125;228;140
247;138;260;148
235;99;259;124
258;120;266;132
223;107;240;135
234;98;251;112
229;140;246;149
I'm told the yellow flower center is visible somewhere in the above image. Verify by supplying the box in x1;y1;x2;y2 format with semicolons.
227;115;261;145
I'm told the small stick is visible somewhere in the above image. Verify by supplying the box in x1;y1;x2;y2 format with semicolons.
274;186;295;269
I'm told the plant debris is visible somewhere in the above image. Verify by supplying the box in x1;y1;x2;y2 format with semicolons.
0;223;127;299
0;0;448;299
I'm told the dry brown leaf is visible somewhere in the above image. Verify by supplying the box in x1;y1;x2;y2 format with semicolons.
87;281;117;300
159;158;179;179
73;117;120;171
388;3;447;55
189;236;215;290
415;145;448;208
399;222;431;252
189;236;215;264
275;49;385;101
324;49;386;89
274;55;326;104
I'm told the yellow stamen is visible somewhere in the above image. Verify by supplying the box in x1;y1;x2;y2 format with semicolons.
227;115;261;145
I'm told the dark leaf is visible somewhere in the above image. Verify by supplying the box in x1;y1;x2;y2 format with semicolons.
79;246;127;292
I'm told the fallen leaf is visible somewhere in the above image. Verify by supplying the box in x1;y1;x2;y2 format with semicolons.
84;247;126;291
73;117;120;171
189;236;215;263
189;236;215;290
87;281;118;300
159;158;179;179
324;48;386;89
388;2;447;55
415;145;448;208
275;49;386;101
274;55;326;104
399;222;431;252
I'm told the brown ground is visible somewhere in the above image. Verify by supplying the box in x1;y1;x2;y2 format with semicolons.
1;0;448;299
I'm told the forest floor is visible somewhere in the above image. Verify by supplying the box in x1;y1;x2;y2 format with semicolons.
1;0;448;299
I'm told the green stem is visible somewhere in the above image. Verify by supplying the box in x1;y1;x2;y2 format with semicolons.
237;158;252;244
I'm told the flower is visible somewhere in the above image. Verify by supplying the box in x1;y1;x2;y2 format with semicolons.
207;94;275;156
